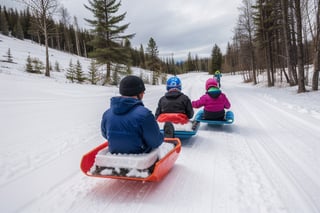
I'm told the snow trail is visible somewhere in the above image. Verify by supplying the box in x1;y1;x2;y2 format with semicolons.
1;62;320;212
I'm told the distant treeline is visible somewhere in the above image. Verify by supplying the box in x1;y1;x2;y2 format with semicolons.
2;0;319;92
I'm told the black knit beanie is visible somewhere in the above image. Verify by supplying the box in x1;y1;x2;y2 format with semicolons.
119;75;146;96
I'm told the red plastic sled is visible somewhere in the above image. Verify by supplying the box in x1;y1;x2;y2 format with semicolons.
80;138;181;182
157;113;189;124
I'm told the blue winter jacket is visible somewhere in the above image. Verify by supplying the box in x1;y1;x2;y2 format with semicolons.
101;96;164;154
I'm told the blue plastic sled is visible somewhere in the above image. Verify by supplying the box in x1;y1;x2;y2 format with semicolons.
160;122;200;139
195;110;234;125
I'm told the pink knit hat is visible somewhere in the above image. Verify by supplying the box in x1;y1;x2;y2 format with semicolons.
205;78;218;90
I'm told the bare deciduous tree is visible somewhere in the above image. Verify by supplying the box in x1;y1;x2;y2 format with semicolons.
22;0;59;77
237;0;257;84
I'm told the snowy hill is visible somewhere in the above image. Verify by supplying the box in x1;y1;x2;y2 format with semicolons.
1;34;320;213
0;34;90;79
0;34;157;84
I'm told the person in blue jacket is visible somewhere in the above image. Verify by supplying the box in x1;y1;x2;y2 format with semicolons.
101;75;164;154
214;70;222;88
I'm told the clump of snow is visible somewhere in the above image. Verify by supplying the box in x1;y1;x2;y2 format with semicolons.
126;168;150;178
158;142;175;159
94;146;159;169
99;168;113;176
158;121;193;131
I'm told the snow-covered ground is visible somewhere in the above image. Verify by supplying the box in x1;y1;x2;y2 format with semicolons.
1;34;320;213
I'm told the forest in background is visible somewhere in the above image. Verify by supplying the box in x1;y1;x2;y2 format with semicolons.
226;0;320;92
0;0;319;92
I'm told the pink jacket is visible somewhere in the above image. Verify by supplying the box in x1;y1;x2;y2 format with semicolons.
192;93;231;112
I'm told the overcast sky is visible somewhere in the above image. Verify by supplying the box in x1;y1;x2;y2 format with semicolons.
3;0;242;60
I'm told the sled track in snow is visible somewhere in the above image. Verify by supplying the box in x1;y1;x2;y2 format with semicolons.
233;89;320;213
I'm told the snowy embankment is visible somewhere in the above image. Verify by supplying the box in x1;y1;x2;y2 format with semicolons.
1;34;320;213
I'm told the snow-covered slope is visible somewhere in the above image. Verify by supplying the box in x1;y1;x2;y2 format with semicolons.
1;34;320;213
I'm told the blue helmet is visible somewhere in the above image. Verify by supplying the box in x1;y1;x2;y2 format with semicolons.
166;76;182;91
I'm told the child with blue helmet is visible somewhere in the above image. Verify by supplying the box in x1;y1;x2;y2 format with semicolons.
155;76;194;124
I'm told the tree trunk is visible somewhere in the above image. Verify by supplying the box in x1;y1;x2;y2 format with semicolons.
289;3;299;84
281;0;295;85
103;62;111;85
74;16;81;56
312;0;320;91
44;19;50;77
83;40;87;58
294;0;306;93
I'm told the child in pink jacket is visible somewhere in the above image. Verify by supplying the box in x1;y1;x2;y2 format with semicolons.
192;78;231;120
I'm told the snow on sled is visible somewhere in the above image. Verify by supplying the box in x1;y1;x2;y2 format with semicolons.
195;109;234;125
157;113;200;139
80;138;181;182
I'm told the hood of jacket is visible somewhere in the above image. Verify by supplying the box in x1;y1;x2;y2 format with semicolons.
164;90;183;99
110;96;144;115
207;87;221;98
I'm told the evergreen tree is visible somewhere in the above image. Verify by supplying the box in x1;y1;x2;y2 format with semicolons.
25;57;43;74
26;55;33;73
32;58;43;74
21;7;32;40
88;59;100;85
146;37;161;85
66;60;75;83
14;18;24;39
139;44;146;69
211;44;222;74
124;38;133;71
75;60;86;83
6;48;13;63
186;52;195;72
84;0;135;84
25;55;43;74
0;11;9;35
